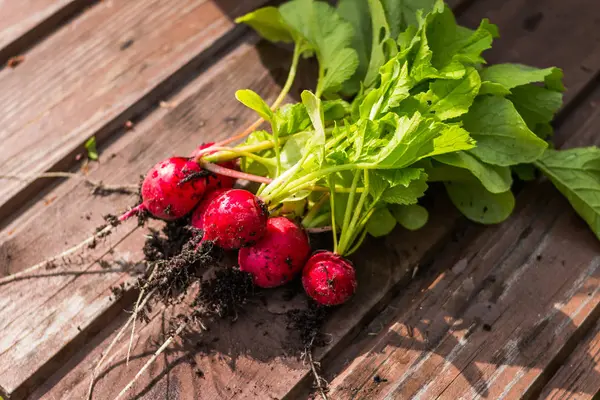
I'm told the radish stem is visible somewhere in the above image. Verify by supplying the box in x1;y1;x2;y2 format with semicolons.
194;43;302;159
200;162;273;184
302;193;330;227
271;43;301;110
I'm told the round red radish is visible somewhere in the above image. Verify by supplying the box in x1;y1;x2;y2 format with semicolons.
238;217;311;288
122;157;206;221
302;251;357;306
202;189;268;250
190;188;228;231
191;142;237;191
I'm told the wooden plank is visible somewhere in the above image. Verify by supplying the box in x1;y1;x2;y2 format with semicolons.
0;0;94;65
325;100;600;399
29;183;460;400
292;0;600;395
18;0;600;399
17;3;481;398
540;317;600;400
0;0;266;226
460;0;600;106
0;39;284;400
321;82;600;395
321;0;600;394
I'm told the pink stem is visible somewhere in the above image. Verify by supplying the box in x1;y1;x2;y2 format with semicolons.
200;162;272;184
306;226;333;234
119;204;145;222
193;117;263;161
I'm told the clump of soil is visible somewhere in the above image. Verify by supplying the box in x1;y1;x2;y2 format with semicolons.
112;210;329;374
143;219;195;262
286;301;329;348
194;267;255;318
139;219;220;307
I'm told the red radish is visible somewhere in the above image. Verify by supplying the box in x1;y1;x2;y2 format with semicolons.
202;189;268;250
191;142;237;191
121;157;207;221
238;217;311;288
190;188;228;231
302;251;357;306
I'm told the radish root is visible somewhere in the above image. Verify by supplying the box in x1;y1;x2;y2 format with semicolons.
87;286;157;400
126;265;159;365
0;224;115;285
304;341;329;400
114;319;190;400
0;172;138;195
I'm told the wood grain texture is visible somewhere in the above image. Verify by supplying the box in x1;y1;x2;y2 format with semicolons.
325;99;600;399
13;3;484;399
322;0;600;395
0;38;286;400
5;0;600;399
541;317;600;400
0;0;95;65
12;38;462;398
0;0;266;226
460;0;600;106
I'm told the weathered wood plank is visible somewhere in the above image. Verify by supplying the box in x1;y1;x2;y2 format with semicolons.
20;0;600;399
0;0;94;65
323;2;600;392
16;3;484;399
460;0;600;104
0;40;283;400
0;0;266;226
541;317;600;400
325;100;600;399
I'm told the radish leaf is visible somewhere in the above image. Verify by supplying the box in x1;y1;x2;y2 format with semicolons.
366;207;396;237
363;0;397;88
235;7;294;43
235;89;273;121
273;104;311;136
381;0;437;37
279;0;359;95
480;64;564;92
337;0;372;94
85;136;98;161
376;169;428;204
445;181;515;224
429;125;476;156
509;85;563;135
462;96;548;166
417;67;481;120
435;151;512;193
391;204;429;230
535;147;600;239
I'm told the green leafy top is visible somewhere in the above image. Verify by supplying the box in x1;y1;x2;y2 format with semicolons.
228;0;600;254
237;0;359;96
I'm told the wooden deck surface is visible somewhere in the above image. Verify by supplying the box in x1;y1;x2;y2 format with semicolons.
0;0;599;399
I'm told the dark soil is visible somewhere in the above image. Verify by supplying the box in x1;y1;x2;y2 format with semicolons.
107;208;329;380
139;219;219;307
194;267;255;318
286;301;329;348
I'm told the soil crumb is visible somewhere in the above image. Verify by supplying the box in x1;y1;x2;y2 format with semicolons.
286;301;329;348
141;222;217;306
194;267;255;318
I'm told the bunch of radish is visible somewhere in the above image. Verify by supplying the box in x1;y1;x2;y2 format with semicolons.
119;143;358;307
110;0;589;309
